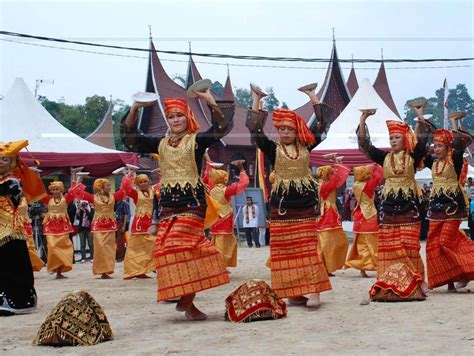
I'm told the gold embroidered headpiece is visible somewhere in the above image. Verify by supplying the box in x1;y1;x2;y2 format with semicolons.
353;165;373;182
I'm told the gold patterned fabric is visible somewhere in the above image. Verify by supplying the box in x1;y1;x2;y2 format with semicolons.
225;280;287;323
370;263;425;302
158;133;201;192
430;158;468;207
352;182;377;220
382;151;421;199
0;193;27;246
272;142;317;195
210;185;233;219
33;291;113;346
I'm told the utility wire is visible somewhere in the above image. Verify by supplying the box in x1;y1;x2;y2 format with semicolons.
1;30;473;63
2;38;473;71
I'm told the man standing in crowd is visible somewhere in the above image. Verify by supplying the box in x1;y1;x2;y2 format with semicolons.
76;201;94;263
242;196;260;248
115;196;130;262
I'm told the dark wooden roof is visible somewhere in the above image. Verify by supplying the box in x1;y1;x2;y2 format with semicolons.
346;67;359;97
374;62;400;118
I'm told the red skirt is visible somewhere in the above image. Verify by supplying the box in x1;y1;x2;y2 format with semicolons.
377;224;424;279
426;220;474;289
270;218;331;298
154;214;229;301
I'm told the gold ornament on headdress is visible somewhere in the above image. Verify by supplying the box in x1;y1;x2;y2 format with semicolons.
93;178;109;192
317;165;333;181
134;174;150;185
353;165;373;182
209;169;229;185
48;181;65;193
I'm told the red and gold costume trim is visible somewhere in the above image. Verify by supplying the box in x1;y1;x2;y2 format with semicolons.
269;217;331;298
426;220;474;289
154;214;229;301
225;280;287;323
42;195;74;235
377;224;425;278
370;262;425;301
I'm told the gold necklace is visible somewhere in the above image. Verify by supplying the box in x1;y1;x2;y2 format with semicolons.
281;143;300;160
434;159;448;176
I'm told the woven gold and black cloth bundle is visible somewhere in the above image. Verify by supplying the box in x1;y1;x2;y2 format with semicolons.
33;291;113;346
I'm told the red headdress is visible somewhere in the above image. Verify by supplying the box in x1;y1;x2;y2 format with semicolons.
163;99;200;133
433;129;454;148
386;120;417;153
272;109;315;146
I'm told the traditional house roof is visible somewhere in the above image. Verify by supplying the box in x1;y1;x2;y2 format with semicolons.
346;66;359;97
86;98;116;150
139;41;213;137
373;61;400;118
293;41;352;126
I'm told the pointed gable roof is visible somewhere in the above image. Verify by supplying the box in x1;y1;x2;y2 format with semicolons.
185;55;203;89
86;98;116;150
139;40;213;137
222;67;235;101
293;41;352;126
373;61;400;118
346;67;359;97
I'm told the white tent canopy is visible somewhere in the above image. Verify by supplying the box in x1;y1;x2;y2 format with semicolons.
0;77;121;153
316;78;401;151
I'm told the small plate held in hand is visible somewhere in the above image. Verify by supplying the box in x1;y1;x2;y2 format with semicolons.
298;82;318;92
132;92;159;103
186;79;212;98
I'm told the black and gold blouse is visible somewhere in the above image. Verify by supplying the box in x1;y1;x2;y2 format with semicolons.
357;121;432;226
246;104;332;215
425;130;472;221
120;101;234;214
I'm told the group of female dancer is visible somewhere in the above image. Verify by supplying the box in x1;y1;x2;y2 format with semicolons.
1;81;473;320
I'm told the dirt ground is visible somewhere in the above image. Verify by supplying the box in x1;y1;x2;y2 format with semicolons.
1;241;473;355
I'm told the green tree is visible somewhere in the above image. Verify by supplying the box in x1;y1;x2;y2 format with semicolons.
40;95;109;138
211;81;224;96
281;102;289;109
112;99;129;151
235;87;252;108
263;87;280;112
404;83;473;133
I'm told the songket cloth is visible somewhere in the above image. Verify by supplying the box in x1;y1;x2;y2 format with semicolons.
92;232;116;276
426;220;474;289
225;280;287;323
269;215;331;298
46;233;73;273
33;291;113;346
370;262;425;302
211;233;237;267
154;214;229;302
377;224;425;280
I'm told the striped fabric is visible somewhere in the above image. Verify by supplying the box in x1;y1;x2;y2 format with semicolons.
269;218;331;298
426;220;474;289
155;214;229;301
377;224;424;279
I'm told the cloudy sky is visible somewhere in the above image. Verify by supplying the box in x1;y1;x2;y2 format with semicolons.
1;0;473;115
